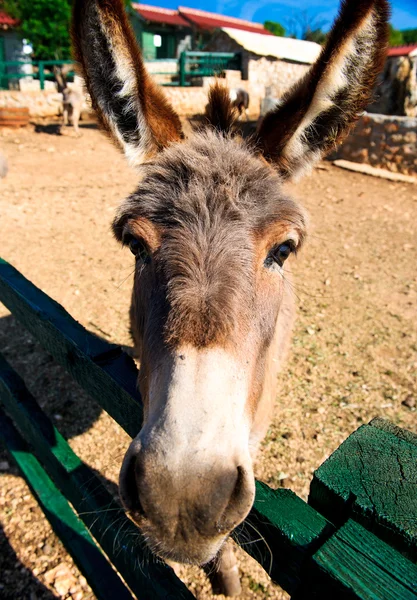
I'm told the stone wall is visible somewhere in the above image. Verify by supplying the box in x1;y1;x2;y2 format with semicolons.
0;86;209;119
369;56;417;118
204;29;309;114
247;57;308;99
332;113;417;175
0;83;91;118
0;90;68;118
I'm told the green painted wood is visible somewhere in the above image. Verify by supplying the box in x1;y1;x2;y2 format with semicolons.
0;408;134;600
309;419;417;561
0;257;143;438
0;353;194;600
297;519;417;600
242;482;335;595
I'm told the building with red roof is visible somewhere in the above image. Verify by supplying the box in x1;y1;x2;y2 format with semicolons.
134;4;189;28
131;3;192;60
0;6;27;89
0;10;18;29
369;43;417;117
387;44;417;58
131;3;271;60
177;7;271;36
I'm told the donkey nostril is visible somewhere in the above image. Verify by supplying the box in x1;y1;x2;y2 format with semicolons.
218;465;253;531
119;453;145;517
231;466;245;504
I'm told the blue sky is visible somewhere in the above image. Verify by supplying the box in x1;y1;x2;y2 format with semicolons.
154;1;417;32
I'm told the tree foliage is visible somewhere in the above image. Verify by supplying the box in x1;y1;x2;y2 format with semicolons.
286;11;327;45
264;20;285;37
4;0;132;60
402;28;417;44
4;0;72;60
389;24;404;47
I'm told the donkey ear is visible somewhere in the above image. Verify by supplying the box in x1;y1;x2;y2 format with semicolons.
72;0;183;167
256;0;390;180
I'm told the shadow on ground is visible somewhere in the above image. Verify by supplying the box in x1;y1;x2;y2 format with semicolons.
0;313;131;597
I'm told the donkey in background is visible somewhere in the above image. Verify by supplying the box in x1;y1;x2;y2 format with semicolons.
72;0;389;595
229;88;250;120
53;65;83;136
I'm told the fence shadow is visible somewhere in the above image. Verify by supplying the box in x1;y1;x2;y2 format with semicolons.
34;123;62;136
33;120;100;136
0;518;59;600
0;312;139;595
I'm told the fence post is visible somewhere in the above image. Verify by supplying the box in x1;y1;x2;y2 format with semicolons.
179;51;186;87
39;62;45;90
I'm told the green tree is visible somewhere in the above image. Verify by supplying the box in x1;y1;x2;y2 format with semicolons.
303;26;327;44
4;0;132;60
264;20;285;37
402;28;417;44
389;24;404;47
4;0;72;59
286;11;327;45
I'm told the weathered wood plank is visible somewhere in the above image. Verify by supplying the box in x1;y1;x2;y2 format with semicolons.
297;519;417;599
0;353;194;600
0;257;142;438
309;419;417;561
0;408;134;600
242;482;335;595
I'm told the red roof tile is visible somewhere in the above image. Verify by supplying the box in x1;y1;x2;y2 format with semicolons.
133;4;189;27
178;6;273;35
388;44;417;57
0;10;19;27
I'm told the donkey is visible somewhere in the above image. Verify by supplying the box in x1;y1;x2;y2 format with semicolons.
229;88;250;120
53;65;83;136
72;0;389;595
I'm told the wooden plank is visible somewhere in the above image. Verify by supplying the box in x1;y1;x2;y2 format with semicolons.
0;408;134;600
0;353;194;600
297;519;417;600
333;160;416;184
309;420;417;561
0;257;142;438
242;482;335;595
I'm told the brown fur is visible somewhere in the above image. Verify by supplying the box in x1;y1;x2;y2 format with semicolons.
204;81;239;134
71;0;390;595
256;0;390;178
71;0;183;156
112;130;306;351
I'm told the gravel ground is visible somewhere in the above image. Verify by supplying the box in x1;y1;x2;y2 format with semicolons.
0;121;416;599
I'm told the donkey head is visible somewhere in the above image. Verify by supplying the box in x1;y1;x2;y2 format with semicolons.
73;0;388;566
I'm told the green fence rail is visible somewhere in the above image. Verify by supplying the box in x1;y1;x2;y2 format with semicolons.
178;51;242;86
0;53;242;90
0;60;74;90
0;256;416;599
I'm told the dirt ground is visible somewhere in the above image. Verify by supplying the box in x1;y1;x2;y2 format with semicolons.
0;120;416;600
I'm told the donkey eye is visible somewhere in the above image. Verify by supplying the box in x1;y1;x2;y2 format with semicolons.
129;238;149;262
265;241;295;269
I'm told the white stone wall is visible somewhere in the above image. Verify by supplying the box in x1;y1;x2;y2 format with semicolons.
248;57;308;99
0;86;90;118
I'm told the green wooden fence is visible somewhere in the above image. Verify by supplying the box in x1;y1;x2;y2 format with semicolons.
178;51;242;86
0;53;242;90
0;256;416;599
0;60;74;90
